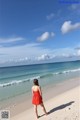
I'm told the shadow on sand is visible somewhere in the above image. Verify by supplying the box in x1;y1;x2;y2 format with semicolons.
48;101;75;114
39;101;75;118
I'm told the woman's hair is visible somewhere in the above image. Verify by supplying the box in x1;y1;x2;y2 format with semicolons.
33;79;39;86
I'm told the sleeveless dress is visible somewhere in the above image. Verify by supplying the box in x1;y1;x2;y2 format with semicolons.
32;90;43;105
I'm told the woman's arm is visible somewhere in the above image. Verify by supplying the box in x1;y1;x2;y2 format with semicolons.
38;86;42;97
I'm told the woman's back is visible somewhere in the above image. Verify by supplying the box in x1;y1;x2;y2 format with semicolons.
32;85;42;105
32;85;39;92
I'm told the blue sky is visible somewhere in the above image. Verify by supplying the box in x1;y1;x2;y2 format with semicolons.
0;0;80;66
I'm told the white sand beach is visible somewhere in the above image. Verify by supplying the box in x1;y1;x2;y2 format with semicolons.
11;78;80;120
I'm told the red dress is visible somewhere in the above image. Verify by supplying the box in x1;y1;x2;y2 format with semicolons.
32;90;43;105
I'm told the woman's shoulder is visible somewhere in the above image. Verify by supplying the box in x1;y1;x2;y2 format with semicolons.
38;86;41;90
32;85;40;90
32;86;35;90
32;85;38;89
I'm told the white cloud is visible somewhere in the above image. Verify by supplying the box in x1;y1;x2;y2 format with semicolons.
46;13;54;20
17;57;29;62
36;54;56;61
77;50;80;56
71;4;77;10
37;54;51;61
0;43;52;64
60;53;74;58
70;4;80;10
0;37;25;43
61;21;80;34
69;4;80;15
75;47;80;50
51;32;55;37
2;57;31;64
36;52;77;61
0;42;79;66
37;32;49;41
75;47;80;56
37;32;55;42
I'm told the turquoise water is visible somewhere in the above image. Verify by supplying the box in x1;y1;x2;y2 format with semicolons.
0;60;80;102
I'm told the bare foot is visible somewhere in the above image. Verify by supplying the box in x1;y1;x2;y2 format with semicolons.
36;115;40;119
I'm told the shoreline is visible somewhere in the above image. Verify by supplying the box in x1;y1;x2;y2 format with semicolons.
1;77;80;118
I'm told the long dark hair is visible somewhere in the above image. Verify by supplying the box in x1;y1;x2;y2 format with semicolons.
33;79;39;86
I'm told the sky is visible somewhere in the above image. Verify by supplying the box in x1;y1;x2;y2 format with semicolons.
0;0;80;67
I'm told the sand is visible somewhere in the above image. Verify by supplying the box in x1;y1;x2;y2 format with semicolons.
10;78;80;120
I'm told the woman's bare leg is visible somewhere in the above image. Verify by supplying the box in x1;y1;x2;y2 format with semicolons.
40;103;47;115
34;105;38;119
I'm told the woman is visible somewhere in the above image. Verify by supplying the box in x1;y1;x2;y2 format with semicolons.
32;79;47;119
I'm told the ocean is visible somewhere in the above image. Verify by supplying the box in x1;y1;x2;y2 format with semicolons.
0;60;80;103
